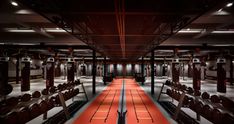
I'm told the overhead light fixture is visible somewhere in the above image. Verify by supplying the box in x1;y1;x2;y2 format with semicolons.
178;29;202;33
11;1;18;6
218;8;223;12
44;28;66;32
178;30;201;33
211;30;234;33
212;44;233;46
226;2;233;7
15;9;33;14
5;28;35;33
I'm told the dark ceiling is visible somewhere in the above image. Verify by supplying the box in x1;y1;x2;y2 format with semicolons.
1;0;234;61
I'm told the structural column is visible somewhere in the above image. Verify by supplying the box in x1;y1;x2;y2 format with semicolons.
172;58;180;83
21;57;30;91
217;58;226;93
67;58;75;82
151;50;154;95
103;57;107;85
141;57;144;85
46;57;55;89
193;58;201;91
92;50;96;94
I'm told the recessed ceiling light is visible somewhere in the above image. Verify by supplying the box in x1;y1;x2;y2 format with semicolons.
187;28;190;31
11;1;18;6
56;27;60;30
226;2;233;7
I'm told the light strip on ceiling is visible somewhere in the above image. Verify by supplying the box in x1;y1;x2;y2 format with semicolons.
177;29;202;33
212;44;234;46
211;30;234;33
5;28;67;33
6;29;35;33
45;29;66;33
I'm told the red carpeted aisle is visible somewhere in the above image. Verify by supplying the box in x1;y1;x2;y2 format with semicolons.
73;79;122;124
125;79;169;124
73;78;169;124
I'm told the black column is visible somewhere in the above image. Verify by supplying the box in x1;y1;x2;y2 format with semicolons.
217;58;226;93
16;56;20;84
193;58;201;91
46;57;55;89
67;58;75;82
92;50;96;94
151;50;154;95
141;57;144;85
230;57;233;85
104;57;107;85
21;57;30;92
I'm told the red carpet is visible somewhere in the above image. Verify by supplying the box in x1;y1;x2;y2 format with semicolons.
73;78;169;124
73;79;122;124
125;79;169;124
